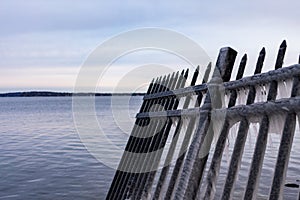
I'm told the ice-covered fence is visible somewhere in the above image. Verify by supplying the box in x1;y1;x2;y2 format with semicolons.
106;41;300;200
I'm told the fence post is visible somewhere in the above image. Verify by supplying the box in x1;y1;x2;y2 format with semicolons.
202;53;247;200
172;47;237;200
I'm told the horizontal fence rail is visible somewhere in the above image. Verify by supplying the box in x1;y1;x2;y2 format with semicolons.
136;97;300;121
106;40;300;200
143;64;300;101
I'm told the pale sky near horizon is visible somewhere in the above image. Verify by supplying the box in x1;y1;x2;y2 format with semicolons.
0;0;299;92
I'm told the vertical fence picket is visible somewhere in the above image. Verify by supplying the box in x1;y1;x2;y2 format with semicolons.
106;76;161;200
164;64;212;200
137;70;190;199
269;75;300;200
244;40;286;200
254;48;266;75
172;47;237;200
202;53;248;200
152;66;201;200
221;47;266;200
127;74;170;199
125;73;178;200
133;70;184;199
117;75;168;199
118;74;167;199
202;63;212;84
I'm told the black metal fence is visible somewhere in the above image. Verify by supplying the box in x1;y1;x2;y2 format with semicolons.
107;41;300;200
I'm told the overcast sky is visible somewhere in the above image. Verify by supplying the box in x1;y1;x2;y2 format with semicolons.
0;0;299;92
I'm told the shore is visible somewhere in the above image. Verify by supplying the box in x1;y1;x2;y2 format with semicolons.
0;91;145;97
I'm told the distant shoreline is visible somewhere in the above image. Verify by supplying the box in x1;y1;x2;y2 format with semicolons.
0;91;146;97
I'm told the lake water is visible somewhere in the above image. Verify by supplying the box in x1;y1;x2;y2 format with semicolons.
0;97;299;199
0;96;141;200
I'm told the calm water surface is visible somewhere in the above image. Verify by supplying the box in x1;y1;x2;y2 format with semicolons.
0;97;299;199
0;97;141;200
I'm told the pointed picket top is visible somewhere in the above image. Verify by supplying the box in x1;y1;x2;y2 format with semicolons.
152;76;162;94
146;78;155;95
164;74;171;92
236;54;247;80
254;47;266;74
180;69;189;88
275;40;287;70
162;74;171;93
158;75;167;93
166;72;175;91
280;40;287;48
195;65;200;72
170;71;179;90
175;70;185;89
215;47;237;82
169;72;176;91
202;62;212;84
149;77;157;94
190;66;199;86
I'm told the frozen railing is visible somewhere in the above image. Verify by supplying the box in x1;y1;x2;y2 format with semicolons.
106;41;300;200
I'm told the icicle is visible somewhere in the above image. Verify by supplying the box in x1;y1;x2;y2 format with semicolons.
172;117;179;127
224;91;229;108
222;91;227;108
255;85;260;102
268;133;274;150
192;115;200;134
225;138;230;167
277;80;290;99
240;87;248;105
236;89;243;106
248;124;253;149
297;113;300;131
229;122;239;141
211;109;226;144
200;92;206;107
266;133;279;158
252;123;259;146
285;78;293;97
188;95;197;108
181;116;189;131
269;113;286;134
263;85;267;101
259;84;268;102
253;123;259;137
223;122;240;168
177;96;186;109
248;123;259;149
245;87;249;103
238;88;249;105
235;90;240;106
263;83;270;102
255;85;265;103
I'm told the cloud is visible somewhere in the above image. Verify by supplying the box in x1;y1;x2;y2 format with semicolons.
1;0;298;35
0;0;299;91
